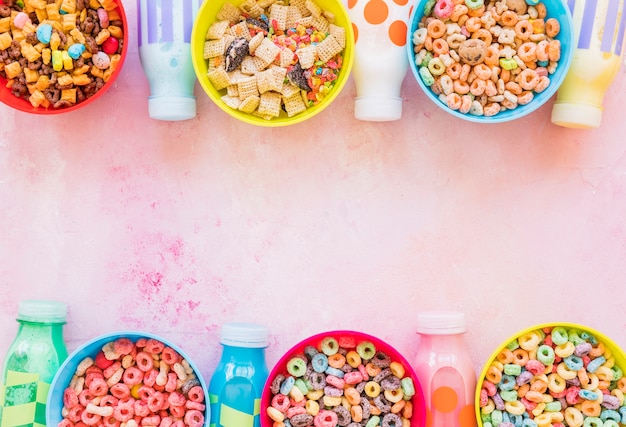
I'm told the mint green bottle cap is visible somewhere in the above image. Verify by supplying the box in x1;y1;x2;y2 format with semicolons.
17;300;68;323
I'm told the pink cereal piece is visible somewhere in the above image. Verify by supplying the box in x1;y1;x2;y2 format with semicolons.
337;336;357;348
525;359;545;376
434;0;454;19
521;397;537;412
79;389;96;406
343;371;362;385
103;415;121;427
272;394;290;411
58;419;73;427
137;385;155;401
113;402;135;422
165;372;178;393
358;364;369;380
110;383;131;400
123;367;144;386
187;385;205;403
161;347;181;365
100;395;119;407
141;415;161;426
326;375;345;389
85;371;104;388
104;362;122;379
135;352;154;372
286;406;307;418
480;388;489;407
134;399;151;417
97;7;110;28
81;411;102;426
114;338;135;356
136;338;148;348
566;386;581;405
13;12;30;29
68;405;85;423
169;405;185;418
64;387;79;409
183;409;205;427
171;421;185;427
144;339;165;355
482;380;497;396
147;391;166;412
89;377;109;396
160;416;174;427
314;410;338;427
168;391;186;407
185;400;206;411
143;369;158;387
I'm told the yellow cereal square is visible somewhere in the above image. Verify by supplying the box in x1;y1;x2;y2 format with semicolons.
98;0;117;11
24;67;39;83
11;28;25;42
35;75;51;91
237;75;259;100
108;25;123;39
256;69;276;94
226;84;239;97
206;20;230;40
216;2;241;23
254;37;281;65
28;0;48;10
46;3;61;21
60;0;76;14
72;74;91;85
316;34;342;62
90;66;104;79
227;21;251;41
311;15;330;33
279;47;295;67
329;24;346;49
269;4;289;31
221;94;242;109
248;33;264;55
95;28;110;45
34;8;47;24
28;89;46;107
239;0;264;18
238;94;260;113
57;73;74;86
207;66;231;90
0;17;10;33
305;0;322;18
281;83;301;98
20;41;42;62
203;39;225;59
283;91;307;117
257;91;282;117
62;13;77;31
61;88;77;103
4;61;22;79
296;45;316;69
41;47;51;64
322;10;335;23
240;55;268;75
258;0;277;8
0;31;12;50
290;0;310;16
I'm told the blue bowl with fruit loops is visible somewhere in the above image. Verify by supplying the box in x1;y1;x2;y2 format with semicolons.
406;0;574;123
46;331;209;427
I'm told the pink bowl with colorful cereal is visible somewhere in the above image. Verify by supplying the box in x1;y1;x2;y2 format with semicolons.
475;323;626;427
46;331;209;427
261;330;426;427
0;0;128;114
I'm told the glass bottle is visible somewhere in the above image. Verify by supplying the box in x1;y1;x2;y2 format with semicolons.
0;300;68;427
413;311;477;427
208;322;269;427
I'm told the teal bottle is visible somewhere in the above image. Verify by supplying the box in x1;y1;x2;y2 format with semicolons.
0;300;68;427
209;323;269;427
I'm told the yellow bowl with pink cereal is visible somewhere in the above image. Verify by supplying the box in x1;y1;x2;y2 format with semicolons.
46;331;209;427
407;0;574;123
475;323;626;427
190;0;355;127
0;0;128;114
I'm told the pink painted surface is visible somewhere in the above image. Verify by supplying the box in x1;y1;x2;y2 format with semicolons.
2;1;626;385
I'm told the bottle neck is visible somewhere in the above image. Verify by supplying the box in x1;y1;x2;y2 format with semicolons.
418;332;468;350
221;344;266;360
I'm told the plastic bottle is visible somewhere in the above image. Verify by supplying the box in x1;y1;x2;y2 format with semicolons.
137;0;202;121
551;0;626;129
0;300;68;427
413;311;477;427
344;0;411;121
208;322;269;427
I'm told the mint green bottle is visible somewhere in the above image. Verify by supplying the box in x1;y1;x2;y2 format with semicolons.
0;300;68;427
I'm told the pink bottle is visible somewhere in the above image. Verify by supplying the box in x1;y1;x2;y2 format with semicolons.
413;311;477;427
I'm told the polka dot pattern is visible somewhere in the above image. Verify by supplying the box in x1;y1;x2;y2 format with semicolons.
347;0;410;47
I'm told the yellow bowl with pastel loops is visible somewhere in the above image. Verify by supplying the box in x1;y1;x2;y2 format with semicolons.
476;323;626;427
191;0;354;127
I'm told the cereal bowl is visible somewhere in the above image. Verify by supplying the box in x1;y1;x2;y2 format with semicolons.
406;0;574;123
0;0;128;114
191;0;354;127
261;330;426;427
476;323;626;427
46;331;209;427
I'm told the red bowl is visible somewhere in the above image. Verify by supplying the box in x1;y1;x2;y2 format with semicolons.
0;0;128;114
261;330;426;427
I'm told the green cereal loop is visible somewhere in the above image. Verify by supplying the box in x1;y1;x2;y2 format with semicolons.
419;67;435;86
365;415;381;427
568;329;585;346
401;377;415;397
421;51;433;67
580;331;598;345
320;337;339;355
500;390;518;402
503;364;522;376
506;340;520;351
491;410;503;426
464;0;484;10
537;344;555;365
294;378;309;394
603;422;620;427
601;410;621;422
545;401;562;412
583;417;603;427
612;366;623;380
423;0;436;16
482;419;493;427
287;357;307;377
356;341;376;360
551;327;569;346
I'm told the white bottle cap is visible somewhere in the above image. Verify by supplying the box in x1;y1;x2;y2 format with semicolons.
417;311;466;335
220;322;269;348
17;300;67;323
148;96;197;121
551;102;603;129
354;96;403;121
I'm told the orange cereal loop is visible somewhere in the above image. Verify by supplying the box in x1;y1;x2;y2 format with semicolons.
474;63;491;79
518;90;534;105
465;16;481;32
469;78;486;96
427;19;446;38
432;38;449;54
548;39;561;61
535;2;547;18
589;342;606;358
484;45;500;66
617;377;626;392
501;10;518;26
468;5;485;16
365;362;382;377
459;63;471;81
328;353;346;369
517;383;530;398
453;80;470;94
446;62;463;79
472;28;493;46
515;20;533;40
517;42;537;62
450;4;468;21
446;92;462;110
581;400;601;417
545;18;560;37
512;348;529;365
505;81;522;95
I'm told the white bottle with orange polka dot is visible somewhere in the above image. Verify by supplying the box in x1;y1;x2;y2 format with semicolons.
344;0;411;120
414;311;477;427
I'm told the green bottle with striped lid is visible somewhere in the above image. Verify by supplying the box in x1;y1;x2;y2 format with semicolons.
0;300;68;427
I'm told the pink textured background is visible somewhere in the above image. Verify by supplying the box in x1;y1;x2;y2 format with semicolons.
2;1;626;385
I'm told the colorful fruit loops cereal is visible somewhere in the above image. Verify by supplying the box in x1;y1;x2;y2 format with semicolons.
57;337;206;427
411;0;562;117
203;0;347;119
479;326;626;427
0;0;124;109
266;336;417;427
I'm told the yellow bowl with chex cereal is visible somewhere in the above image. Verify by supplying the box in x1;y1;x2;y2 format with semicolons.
191;0;354;126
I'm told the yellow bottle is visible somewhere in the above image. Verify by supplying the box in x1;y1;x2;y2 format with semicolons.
551;0;626;129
